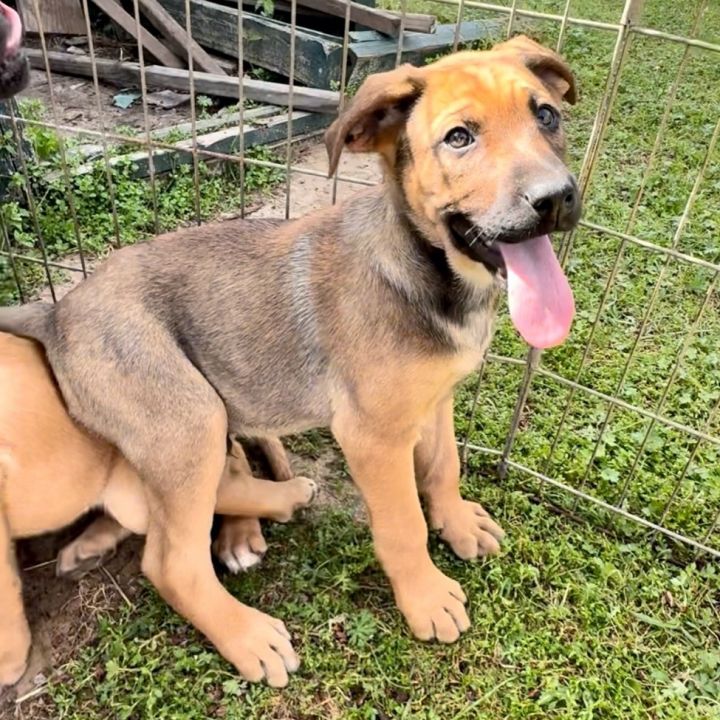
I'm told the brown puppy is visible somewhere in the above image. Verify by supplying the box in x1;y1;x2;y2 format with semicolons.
0;35;580;686
0;332;316;686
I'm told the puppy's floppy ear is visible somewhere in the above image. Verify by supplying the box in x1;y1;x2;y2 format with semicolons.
493;34;577;105
324;63;425;177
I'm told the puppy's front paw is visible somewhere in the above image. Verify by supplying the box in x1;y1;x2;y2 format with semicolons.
222;609;300;688
57;539;109;580
393;565;470;644
270;476;317;523
214;517;267;573
430;499;504;560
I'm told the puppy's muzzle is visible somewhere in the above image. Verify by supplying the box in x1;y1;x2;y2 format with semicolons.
446;173;581;275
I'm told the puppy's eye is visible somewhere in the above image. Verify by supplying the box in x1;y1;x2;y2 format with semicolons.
444;127;474;149
537;105;560;131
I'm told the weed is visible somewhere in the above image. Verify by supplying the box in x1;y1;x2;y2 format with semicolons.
0;106;287;304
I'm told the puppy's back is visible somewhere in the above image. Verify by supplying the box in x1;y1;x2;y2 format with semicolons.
0;332;114;537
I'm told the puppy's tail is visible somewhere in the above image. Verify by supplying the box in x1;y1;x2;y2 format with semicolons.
0;303;52;346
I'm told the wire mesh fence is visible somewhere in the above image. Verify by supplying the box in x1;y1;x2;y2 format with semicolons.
1;0;718;559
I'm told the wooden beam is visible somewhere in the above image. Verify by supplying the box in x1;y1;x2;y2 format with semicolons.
72;109;333;178
88;0;185;68
150;105;278;140
25;49;341;114
16;0;87;35
161;0;348;89
383;10;436;34
295;0;435;36
136;0;228;75
347;20;504;82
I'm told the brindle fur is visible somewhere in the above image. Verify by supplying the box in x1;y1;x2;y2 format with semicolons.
0;35;578;687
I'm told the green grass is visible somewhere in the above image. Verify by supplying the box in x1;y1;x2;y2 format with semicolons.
9;0;720;716
49;486;720;719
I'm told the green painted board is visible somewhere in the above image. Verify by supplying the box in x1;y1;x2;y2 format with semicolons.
161;0;349;89
348;20;504;82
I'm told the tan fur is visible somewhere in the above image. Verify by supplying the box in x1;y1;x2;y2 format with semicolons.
0;34;578;688
0;332;315;685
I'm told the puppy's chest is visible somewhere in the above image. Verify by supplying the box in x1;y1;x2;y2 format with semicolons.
446;309;495;364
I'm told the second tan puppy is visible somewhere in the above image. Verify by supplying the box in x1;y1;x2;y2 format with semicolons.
0;35;580;686
0;332;316;686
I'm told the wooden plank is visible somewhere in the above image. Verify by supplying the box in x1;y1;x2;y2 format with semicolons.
161;0;348;89
88;0;185;68
296;0;399;36
150;105;278;140
136;0;228;75
16;0;87;35
383;11;436;34
67;108;332;179
25;49;341;113
348;20;504;82
295;0;434;36
145;64;340;112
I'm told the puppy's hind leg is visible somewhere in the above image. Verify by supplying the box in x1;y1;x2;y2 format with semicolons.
256;437;294;482
0;511;31;686
50;330;299;687
56;516;132;580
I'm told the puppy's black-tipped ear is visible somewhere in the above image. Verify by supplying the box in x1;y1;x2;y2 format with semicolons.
324;64;425;177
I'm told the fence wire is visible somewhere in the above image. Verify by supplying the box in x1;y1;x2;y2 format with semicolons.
1;0;718;559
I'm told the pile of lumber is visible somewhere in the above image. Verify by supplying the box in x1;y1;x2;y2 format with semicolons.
20;0;502;103
16;0;501;175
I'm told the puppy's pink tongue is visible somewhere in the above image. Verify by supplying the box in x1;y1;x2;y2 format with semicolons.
497;235;575;349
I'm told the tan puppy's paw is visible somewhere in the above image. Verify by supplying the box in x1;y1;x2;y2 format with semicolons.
222;609;299;688
0;627;30;686
214;517;267;573
393;565;470;644
270;476;317;523
430;499;505;560
56;517;132;580
56;542;107;580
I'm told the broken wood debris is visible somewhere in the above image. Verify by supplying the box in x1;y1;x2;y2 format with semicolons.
136;0;228;74
160;0;501;89
293;0;435;37
89;0;184;68
16;0;87;36
25;49;341;114
161;0;346;90
83;110;330;178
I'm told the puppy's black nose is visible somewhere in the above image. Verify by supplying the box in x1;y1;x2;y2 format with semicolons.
525;178;579;227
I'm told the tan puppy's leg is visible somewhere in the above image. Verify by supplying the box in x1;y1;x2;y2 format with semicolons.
215;442;316;522
56;516;132;579
0;512;31;686
415;397;505;560
255;437;294;482
333;412;470;644
139;407;298;688
213;438;315;573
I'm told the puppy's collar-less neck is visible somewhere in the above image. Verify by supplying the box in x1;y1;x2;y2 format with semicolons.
374;181;495;331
